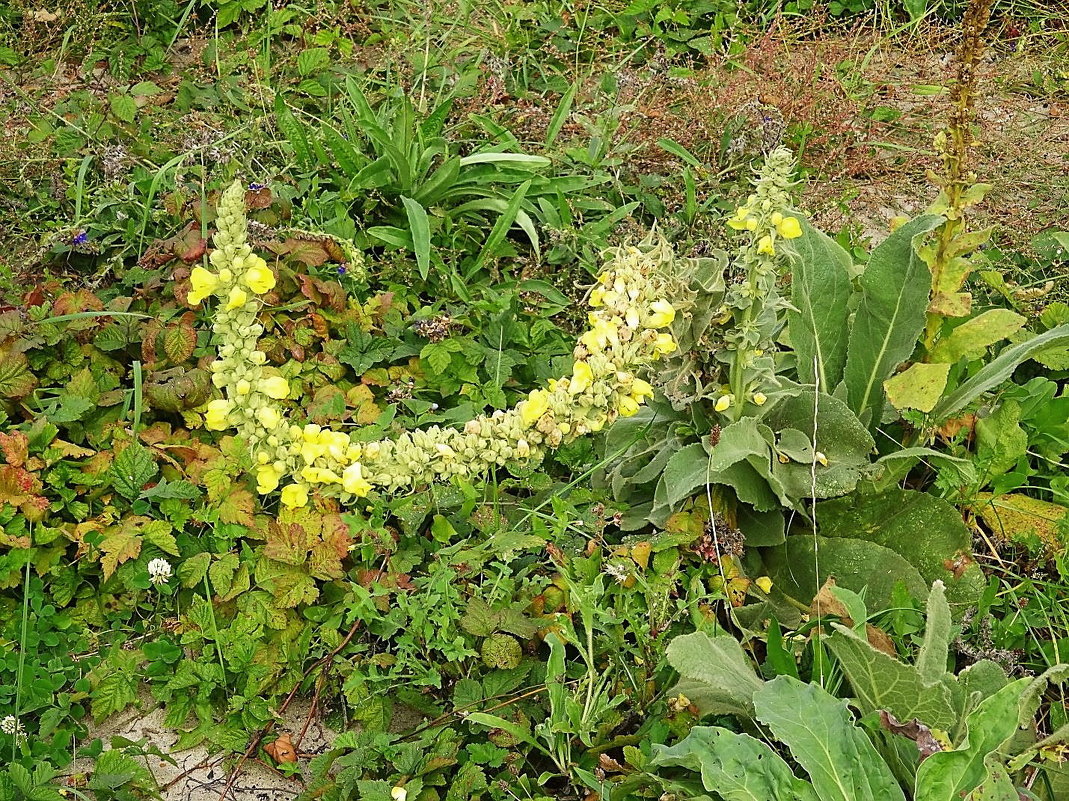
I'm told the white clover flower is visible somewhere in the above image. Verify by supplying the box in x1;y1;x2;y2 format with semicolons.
0;715;24;737
147;558;173;585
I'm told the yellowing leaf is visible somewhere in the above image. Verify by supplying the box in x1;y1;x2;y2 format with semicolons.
100;525;142;579
884;362;951;413
928;309;1026;363
630;541;652;570
973;493;1068;554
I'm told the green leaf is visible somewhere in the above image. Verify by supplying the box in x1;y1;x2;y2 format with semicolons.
274;95;314;171
110;443;158;500
109;93;137;123
754;676;907;801
651;726;819;801
884;362;952;413
842;214;943;426
142;520;178;556
659;442;710;507
177;552;211;588
0;350;36;398
400;196;432;279
470;180;531;272
975;401;1027;477
827;623;958;731
666;632;765;718
457;153;551;168
932;324;1069;421
928;309;1026;363
787;216;854;388
916;580;953;686
914;679;1031;801
297;46;330;76
421;342;453;375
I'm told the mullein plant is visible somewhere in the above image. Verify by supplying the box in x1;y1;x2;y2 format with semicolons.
718;147;803;419
190;182;681;509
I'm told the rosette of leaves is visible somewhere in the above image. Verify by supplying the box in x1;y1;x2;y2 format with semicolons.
653;585;1069;801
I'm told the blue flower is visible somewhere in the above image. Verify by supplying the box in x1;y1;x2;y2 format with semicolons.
248;182;265;191
72;231;88;245
337;265;347;276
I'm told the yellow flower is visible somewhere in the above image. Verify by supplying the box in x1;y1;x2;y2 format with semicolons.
204;399;231;430
521;389;550;426
343;463;373;497
570;361;594;394
235;379;251;395
589;287;605;307
752;392;767;406
647;300;675;328
225;286;248;311
618;395;640;417
256;464;280;494
243;258;276;295
653;333;677;355
776;216;802;240
745;217;758;231
188;267;219;305
770;212;783;225
726;207;752;230
756;576;773;593
280;483;309;508
630;378;654;402
714;394;733;413
391;788;407;801
757;235;776;256
815;451;829;466
257;406;281;429
260;376;290;400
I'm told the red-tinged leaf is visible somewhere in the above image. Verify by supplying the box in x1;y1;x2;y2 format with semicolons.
162;323;197;363
284;238;330;267
0;431;29;467
173;227;207;263
308;385;346;424
99;523;142;579
245;186;274;210
217;486;255;526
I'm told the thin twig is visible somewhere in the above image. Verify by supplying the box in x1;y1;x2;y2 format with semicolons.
216;619;362;800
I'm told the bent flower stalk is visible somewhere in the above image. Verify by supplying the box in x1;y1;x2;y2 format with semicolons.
193;181;680;509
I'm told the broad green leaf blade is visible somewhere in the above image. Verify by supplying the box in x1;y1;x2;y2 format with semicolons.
966;755;1020;801
545;80;578;147
931;324;1069;420
755;676;907;801
826;624;959;731
842;214;943;427
914;679;1030;801
787;217;854;388
666;632;765;717
400;196;432;280
651;726;819;801
660;443;710;507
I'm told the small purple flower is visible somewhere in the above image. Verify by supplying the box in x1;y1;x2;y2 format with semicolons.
72;230;89;245
248;182;265;191
337;265;348;276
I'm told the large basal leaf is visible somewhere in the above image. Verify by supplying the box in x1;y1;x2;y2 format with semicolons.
651;726;819;801
754;676;907;801
914;679;1030;801
814;488;985;608
841;214;943;427
666;632;765;718
762;533;928;612
928;309;1027;363
787;216;854;389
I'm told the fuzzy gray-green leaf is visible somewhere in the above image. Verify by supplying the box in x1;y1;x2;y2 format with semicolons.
841;214;943;427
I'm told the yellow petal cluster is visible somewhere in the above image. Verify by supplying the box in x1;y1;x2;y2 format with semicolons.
195;181;682;509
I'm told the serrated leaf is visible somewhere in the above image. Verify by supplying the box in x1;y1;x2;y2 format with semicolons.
162;324;197;363
209;552;239;595
99;526;142;580
297;46;330;76
216;487;255;526
178;552;211;588
91;669;138;721
0;349;36;398
109;93;137;123
110;444;158;500
142;520;178;556
421;341;453;374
